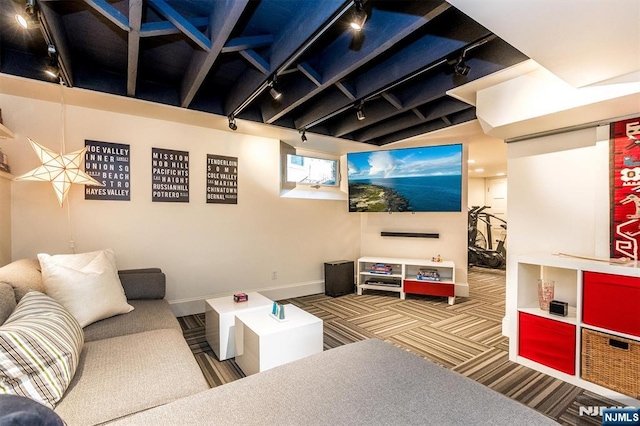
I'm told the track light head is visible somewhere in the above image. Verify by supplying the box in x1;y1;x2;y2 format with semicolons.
356;102;365;121
44;44;59;79
44;66;59;79
300;129;308;143
228;114;238;131
17;0;37;29
350;0;367;31
15;14;28;29
25;0;36;16
269;86;282;100
268;76;282;100
454;57;470;76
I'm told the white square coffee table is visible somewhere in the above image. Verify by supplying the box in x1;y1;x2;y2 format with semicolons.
234;304;323;376
205;292;273;361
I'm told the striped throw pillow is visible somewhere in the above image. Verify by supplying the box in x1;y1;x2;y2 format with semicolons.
0;291;84;409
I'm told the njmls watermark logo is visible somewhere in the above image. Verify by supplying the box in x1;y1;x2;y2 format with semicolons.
579;406;634;417
578;406;640;425
602;408;640;425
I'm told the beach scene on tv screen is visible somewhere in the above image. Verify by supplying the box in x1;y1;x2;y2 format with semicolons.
347;144;462;212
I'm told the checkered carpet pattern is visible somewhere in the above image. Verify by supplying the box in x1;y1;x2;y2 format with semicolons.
178;268;617;425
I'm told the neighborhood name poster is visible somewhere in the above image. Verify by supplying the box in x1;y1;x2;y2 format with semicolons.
152;148;189;202
206;154;238;204
610;116;640;259
84;140;130;201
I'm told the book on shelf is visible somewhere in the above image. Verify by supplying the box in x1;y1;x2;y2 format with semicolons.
417;268;440;281
370;263;393;274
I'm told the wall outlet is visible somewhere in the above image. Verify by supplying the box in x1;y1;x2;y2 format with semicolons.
272;270;278;280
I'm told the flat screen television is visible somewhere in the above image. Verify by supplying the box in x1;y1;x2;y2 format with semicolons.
347;144;462;213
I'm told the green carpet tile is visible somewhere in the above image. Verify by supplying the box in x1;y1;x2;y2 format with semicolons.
177;267;620;425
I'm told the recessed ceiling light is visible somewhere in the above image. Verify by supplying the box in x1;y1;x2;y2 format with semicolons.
496;172;505;176
474;168;484;172
467;159;475;163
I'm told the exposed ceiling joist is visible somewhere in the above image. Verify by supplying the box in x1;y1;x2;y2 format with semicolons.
179;0;250;108
224;0;352;117
0;0;532;147
240;50;270;75
261;2;452;125
127;0;143;97
221;35;275;54
83;0;130;32
147;0;211;52
140;17;209;38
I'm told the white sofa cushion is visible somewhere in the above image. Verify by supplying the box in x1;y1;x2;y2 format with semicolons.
38;249;133;328
0;291;84;409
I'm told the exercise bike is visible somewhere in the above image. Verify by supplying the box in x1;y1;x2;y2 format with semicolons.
468;206;507;269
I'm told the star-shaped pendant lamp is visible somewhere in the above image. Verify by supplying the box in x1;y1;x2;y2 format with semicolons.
14;137;103;207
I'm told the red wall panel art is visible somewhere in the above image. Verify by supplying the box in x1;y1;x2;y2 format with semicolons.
611;117;640;259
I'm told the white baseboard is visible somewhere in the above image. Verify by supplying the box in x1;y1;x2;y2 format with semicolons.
455;282;469;298
502;316;510;337
168;280;325;317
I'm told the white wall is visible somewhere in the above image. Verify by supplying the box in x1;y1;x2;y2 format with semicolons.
504;126;610;334
468;178;485;207
0;89;473;313
0;94;361;315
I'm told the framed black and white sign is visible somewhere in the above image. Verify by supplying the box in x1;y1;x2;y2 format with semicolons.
84;140;130;201
152;148;189;202
206;154;238;204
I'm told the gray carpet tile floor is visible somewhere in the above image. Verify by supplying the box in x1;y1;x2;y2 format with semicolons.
178;267;620;425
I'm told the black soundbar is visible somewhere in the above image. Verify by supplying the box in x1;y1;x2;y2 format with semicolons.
380;232;439;239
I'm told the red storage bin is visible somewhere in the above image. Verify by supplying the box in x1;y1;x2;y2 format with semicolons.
583;272;640;337
403;280;454;297
518;312;576;375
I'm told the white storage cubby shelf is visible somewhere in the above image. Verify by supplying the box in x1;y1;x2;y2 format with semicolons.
512;252;640;406
356;256;456;305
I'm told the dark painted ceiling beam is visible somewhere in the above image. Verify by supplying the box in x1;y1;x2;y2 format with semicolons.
240;50;269;75
373;108;477;145
295;11;492;130
180;0;250;108
223;0;352;117
331;38;526;138
83;0;130;32
335;81;356;100
332;72;453;136
222;35;274;53
261;1;451;125
127;0;142;97
147;0;211;52
412;108;425;120
297;63;322;87
39;2;74;86
381;92;403;110
140;17;209;38
353;98;471;141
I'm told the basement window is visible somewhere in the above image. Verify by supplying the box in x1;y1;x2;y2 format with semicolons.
285;154;338;187
279;141;346;200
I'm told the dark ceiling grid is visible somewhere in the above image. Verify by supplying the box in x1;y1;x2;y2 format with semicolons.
290;8;493;133
0;0;529;146
256;1;452;125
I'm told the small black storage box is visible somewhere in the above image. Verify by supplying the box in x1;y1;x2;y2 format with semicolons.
324;260;354;297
